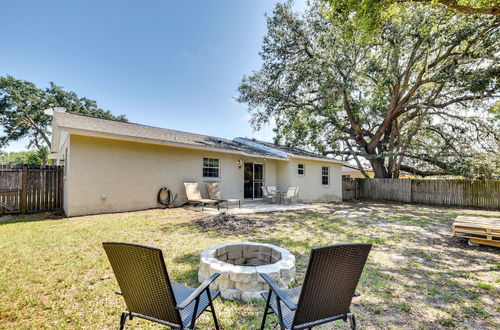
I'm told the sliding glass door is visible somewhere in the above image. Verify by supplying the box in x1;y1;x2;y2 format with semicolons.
244;162;263;199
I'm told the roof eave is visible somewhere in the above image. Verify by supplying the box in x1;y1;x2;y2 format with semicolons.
289;155;344;165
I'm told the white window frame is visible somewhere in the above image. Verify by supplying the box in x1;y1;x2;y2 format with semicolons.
297;163;305;176
202;157;220;179
321;166;330;186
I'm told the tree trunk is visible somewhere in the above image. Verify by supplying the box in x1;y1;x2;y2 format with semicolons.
369;158;390;178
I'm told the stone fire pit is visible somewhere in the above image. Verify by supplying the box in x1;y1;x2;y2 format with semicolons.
199;242;296;301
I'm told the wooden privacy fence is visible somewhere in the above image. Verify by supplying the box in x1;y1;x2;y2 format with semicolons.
0;165;63;214
343;178;500;209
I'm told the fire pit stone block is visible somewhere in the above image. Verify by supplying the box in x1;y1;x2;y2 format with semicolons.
199;242;296;301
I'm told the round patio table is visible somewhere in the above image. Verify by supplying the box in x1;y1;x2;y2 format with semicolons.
275;190;286;204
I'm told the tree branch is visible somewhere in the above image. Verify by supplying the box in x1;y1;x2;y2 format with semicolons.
344;138;370;178
398;164;446;177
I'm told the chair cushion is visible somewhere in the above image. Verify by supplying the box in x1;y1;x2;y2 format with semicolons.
172;283;219;327
206;182;223;200
184;182;203;200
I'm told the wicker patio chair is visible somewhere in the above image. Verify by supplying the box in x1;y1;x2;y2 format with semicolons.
259;243;372;329
261;187;277;204
183;182;220;211
102;242;221;330
206;182;241;209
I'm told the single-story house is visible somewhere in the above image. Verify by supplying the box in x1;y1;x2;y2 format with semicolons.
49;110;344;216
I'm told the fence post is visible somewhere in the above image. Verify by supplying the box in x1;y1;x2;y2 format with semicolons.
20;165;28;213
355;178;362;199
409;179;413;204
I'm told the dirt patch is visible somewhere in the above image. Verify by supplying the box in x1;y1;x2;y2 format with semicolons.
194;213;271;233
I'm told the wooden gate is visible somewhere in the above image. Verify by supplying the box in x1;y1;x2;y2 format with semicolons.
0;165;64;214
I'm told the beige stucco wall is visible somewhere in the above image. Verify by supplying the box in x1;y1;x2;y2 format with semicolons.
60;133;342;216
57;133;71;213
287;158;342;202
277;161;292;191
64;134;282;216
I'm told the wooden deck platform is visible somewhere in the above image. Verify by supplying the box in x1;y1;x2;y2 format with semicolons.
452;216;500;248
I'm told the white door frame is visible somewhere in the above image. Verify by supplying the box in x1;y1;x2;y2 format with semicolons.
244;162;264;200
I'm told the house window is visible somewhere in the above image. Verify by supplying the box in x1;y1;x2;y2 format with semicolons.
203;157;220;178
322;166;329;185
297;163;305;175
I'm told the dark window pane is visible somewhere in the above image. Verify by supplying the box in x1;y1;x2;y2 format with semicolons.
203;167;219;177
298;164;305;175
203;158;220;177
322;166;329;185
203;157;219;168
254;164;263;180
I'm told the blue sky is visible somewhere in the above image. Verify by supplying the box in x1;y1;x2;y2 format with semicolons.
0;0;306;152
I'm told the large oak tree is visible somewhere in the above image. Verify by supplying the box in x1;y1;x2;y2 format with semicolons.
0;76;127;153
237;1;499;178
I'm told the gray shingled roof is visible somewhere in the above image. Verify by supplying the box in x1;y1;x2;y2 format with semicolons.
53;112;340;162
235;137;333;160
53;112;282;158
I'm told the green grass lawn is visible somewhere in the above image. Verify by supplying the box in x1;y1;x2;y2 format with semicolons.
0;202;498;329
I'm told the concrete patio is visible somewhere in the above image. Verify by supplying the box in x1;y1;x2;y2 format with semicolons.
198;201;322;215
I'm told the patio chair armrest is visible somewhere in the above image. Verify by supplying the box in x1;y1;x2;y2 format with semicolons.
176;273;220;310
260;273;297;311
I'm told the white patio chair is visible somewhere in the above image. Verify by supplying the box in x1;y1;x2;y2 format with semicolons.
183;182;220;211
261;187;277;204
281;187;299;204
206;182;241;209
267;186;277;196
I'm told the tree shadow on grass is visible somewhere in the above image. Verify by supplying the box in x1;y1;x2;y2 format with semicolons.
0;211;65;226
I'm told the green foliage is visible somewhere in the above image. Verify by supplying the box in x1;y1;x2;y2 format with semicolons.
0;76;127;155
490;100;500;121
324;0;500;38
237;1;499;178
476;282;493;290
0;147;49;165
